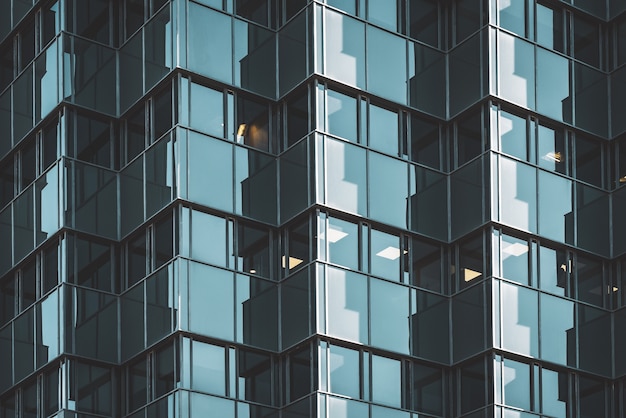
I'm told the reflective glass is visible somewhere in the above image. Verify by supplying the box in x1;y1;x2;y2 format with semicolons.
537;125;567;174
38;290;59;365
324;9;365;88
192;341;226;395
499;157;536;232
369;153;407;228
408;0;438;46
498;32;534;108
501;235;528;285
370;279;409;354
538;171;572;243
498;0;525;36
541;369;568;418
328;396;368;418
326;267;367;343
536;49;570;122
500;282;538;357
501;358;530;410
327;89;357;142
329;344;359;398
499;110;527;161
188;3;232;83
35;40;59;121
278;13;307;96
540;294;574;365
188;133;233;212
370;229;401;281
537;3;564;52
327;217;359;270
235;20;275;97
369;104;399;156
372;355;401;407
189;83;224;138
538;246;567;296
190;210;226;267
325;138;367;216
366;27;406;103
189;262;234;340
368;0;396;30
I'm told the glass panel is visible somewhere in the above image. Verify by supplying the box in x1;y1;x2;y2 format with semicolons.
498;32;534;108
537;171;572;243
238;223;271;278
35;165;60;245
575;135;602;187
500;282;538;357
536;3;564;52
326;267;367;343
188;3;232;83
14;188;34;262
540;293;574;366
128;358;147;412
538;245;568;296
35;40;59;121
369;153;407;228
69;235;112;291
366;26;406;103
574;63;607;137
192;341;226;395
573;16;599;68
369;104;399;156
410;115;440;169
188;132;233;212
578;376;605;418
278;12;307;96
368;0;396;30
324;9;365;88
409;43;445;117
501;234;528;285
189;83;224;138
372;355;401;407
501;358;530;410
14;308;35;381
536;48;570;122
13;66;34;143
370;279;409;354
327;217;359;270
412;362;443;415
145;7;172;89
325;138;366;216
452;284;486;362
498;0;524;36
499;110;527;161
329;344;359;398
37;290;59;366
190;210;226;267
499;157;536;233
541;369;568;418
146;136;174;217
327;89;357;142
370;229;401;281
408;0;438;47
68;111;112;168
188;262;234;340
235;146;277;224
234;20;275;97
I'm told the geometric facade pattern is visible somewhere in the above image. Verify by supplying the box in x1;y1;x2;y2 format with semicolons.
2;0;626;416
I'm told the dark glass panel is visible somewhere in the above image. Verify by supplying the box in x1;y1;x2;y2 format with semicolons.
67;0;111;44
455;0;482;44
153;87;173;141
20;139;37;189
154;213;173;269
456;108;482;167
452;284;487;362
410;115;440;170
573;16;600;68
460;357;487;413
42;118;59;170
238;223;271;278
42;243;59;294
0;158;14;208
238;349;273;405
125;0;145;39
13;308;35;381
0;43;13;92
23;380;37;418
125;105;146;164
127;232;147;288
44;367;60;416
155;343;176;397
128;358;147;412
411;362;443;415
237;0;269;26
409;0;438;47
72;362;112;415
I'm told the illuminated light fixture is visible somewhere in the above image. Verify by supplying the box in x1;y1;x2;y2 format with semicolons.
620;176;626;183
376;246;402;260
464;268;482;282
502;242;528;257
543;151;562;163
560;264;568;272
249;269;257;274
282;256;303;269
327;227;348;243
236;124;247;140
612;286;619;292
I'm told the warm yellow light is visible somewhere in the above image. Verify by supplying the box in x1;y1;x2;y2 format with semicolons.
543;151;562;163
237;124;247;139
282;256;303;269
620;176;626;183
249;269;257;274
464;268;482;282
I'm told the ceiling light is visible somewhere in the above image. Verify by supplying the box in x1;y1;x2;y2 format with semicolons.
327;227;348;243
543;151;562;163
376;246;401;260
464;268;481;282
620;176;626;183
282;255;303;269
249;269;257;274
502;242;528;257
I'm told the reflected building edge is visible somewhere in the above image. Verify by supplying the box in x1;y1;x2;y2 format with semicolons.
1;0;626;417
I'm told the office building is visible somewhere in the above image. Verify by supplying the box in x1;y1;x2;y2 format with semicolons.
1;0;626;416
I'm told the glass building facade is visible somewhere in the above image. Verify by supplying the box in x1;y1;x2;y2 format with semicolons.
1;0;626;416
